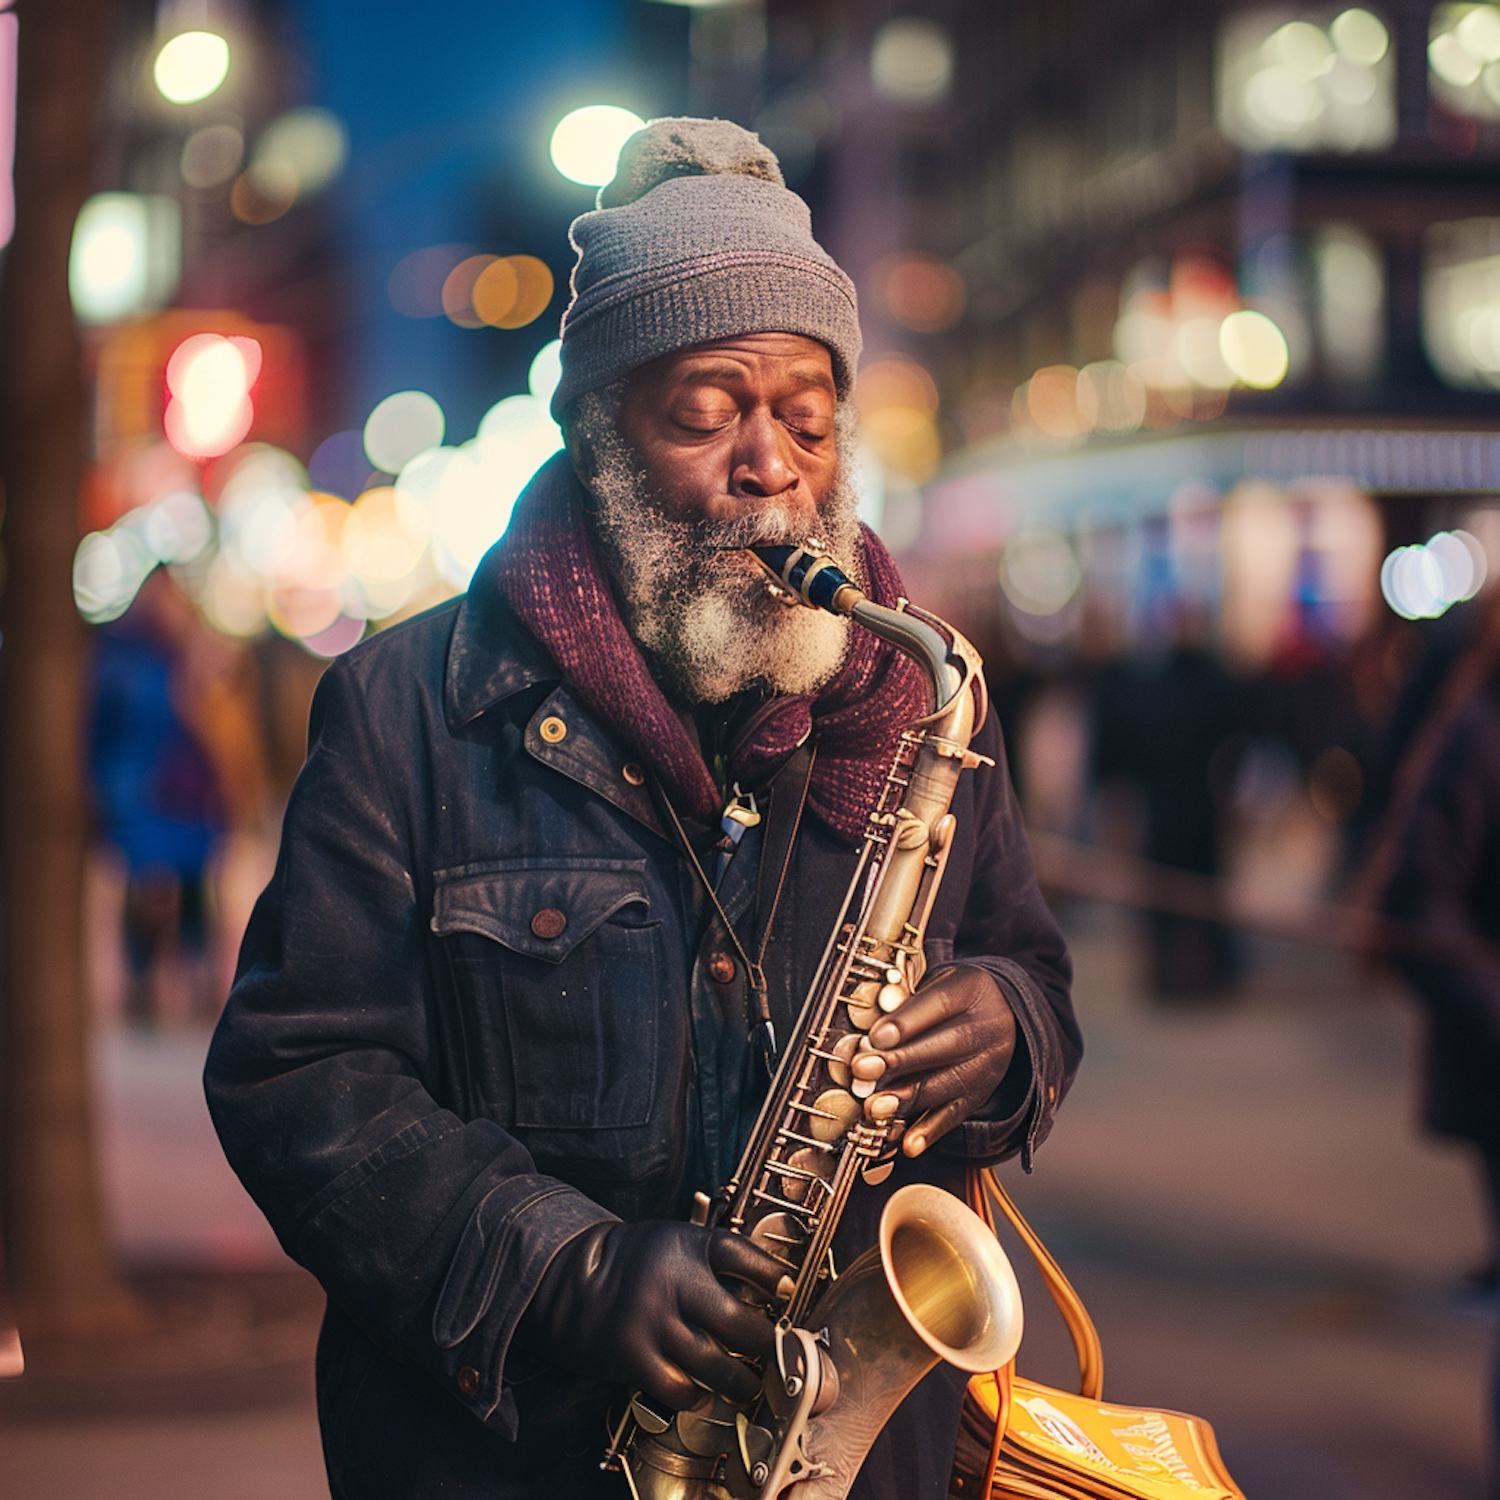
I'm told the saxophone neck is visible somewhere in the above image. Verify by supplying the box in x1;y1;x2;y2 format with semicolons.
749;542;973;719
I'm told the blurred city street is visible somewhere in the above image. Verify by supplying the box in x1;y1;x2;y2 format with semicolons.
5;3;1500;1498
1;899;1492;1500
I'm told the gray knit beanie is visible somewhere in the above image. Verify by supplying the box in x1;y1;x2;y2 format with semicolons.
551;117;861;421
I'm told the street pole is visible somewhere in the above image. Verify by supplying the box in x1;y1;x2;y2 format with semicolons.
0;0;146;1345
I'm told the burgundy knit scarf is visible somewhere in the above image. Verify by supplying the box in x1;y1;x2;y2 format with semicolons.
492;454;928;842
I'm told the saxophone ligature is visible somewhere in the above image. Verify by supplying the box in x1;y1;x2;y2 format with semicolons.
602;541;1025;1500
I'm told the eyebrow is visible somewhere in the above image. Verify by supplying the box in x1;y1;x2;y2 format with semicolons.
671;362;837;397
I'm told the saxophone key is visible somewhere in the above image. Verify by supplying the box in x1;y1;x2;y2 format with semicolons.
824;1033;861;1088
804;1088;860;1144
778;1146;832;1204
748;1212;807;1259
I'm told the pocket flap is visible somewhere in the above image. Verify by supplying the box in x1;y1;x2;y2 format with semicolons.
431;858;652;963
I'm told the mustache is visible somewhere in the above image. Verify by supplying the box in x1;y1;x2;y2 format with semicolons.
696;504;807;553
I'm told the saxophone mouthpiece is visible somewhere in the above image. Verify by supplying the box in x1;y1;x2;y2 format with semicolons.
749;541;864;616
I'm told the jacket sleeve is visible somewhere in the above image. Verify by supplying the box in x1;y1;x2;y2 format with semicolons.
203;654;615;1441
936;707;1081;1169
1380;702;1500;1054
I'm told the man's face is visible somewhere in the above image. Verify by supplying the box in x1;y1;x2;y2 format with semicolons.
615;332;839;538
570;332;859;706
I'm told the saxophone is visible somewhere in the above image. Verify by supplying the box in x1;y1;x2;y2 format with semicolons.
602;542;1025;1500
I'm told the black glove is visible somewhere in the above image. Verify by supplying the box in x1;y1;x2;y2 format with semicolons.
851;963;1018;1157
519;1219;785;1411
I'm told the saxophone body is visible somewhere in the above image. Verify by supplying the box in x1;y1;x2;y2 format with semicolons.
603;544;1025;1500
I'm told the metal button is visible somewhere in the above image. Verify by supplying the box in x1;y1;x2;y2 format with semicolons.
622;762;646;786
531;908;567;940
539;715;567;743
456;1366;480;1396
708;952;736;984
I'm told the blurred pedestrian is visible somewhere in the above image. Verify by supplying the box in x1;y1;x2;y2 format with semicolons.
1092;613;1239;999
88;568;267;1024
1377;597;1500;1498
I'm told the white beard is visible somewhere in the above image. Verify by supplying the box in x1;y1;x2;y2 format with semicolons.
572;394;863;705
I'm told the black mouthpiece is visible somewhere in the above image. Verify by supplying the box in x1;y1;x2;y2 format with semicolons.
751;544;855;613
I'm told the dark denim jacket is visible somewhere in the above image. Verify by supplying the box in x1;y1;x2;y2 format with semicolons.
204;550;1079;1500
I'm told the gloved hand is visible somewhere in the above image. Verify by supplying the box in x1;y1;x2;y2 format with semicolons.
851;964;1018;1158
519;1219;785;1411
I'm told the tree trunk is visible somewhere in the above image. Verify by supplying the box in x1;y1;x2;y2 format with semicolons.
0;0;144;1342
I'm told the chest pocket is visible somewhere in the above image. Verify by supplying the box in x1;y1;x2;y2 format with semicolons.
432;858;662;1131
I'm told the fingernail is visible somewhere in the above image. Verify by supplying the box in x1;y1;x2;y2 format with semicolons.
868;1094;901;1120
905;1135;926;1156
871;1022;899;1048
851;1054;885;1078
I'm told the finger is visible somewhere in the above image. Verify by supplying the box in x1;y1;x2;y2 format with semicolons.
866;981;968;1052
708;1230;788;1301
902;1095;969;1158
864;1066;967;1124
872;1019;992;1086
664;1325;765;1406
688;1288;777;1361
634;1351;708;1412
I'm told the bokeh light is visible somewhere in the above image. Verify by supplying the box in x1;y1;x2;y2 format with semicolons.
870;17;954;104
309;430;374;499
164;333;261;459
1422;219;1500;390
230;166;296;225
1218;8;1395;152
1381;530;1488;618
480;255;554;329
874;252;966;333
1219;309;1290;388
69;192;180;325
549;105;646;187
153;31;230;106
73;527;158;624
251;107;347;200
1001;527;1084;616
528;340;563;405
1429;4;1500;118
442;255;496;329
180;123;243;189
857;355;942;483
364;390;445;474
389;245;471;319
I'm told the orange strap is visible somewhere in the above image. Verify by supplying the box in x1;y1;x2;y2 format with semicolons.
967;1167;1104;1401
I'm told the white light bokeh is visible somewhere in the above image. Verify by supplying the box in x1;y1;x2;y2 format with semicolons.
548;105;645;188
1219;8;1395;152
164;333;261;459
528;340;564;406
1219;309;1290;388
153;31;230;106
425;396;563;588
1423;219;1500;390
69;193;181;325
870;17;954;104
364;390;446;475
1380;530;1488;618
73;528;158;624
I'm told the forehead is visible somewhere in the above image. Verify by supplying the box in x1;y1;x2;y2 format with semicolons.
632;333;835;393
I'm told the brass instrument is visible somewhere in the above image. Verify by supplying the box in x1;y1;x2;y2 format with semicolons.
603;542;1024;1500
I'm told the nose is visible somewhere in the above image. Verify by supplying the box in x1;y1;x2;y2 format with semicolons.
728;407;798;502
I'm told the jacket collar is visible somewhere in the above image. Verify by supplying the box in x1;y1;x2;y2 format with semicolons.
443;531;668;839
443;542;557;732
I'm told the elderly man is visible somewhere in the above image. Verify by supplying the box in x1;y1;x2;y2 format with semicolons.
205;119;1078;1500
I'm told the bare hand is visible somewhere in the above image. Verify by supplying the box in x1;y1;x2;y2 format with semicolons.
850;965;1017;1157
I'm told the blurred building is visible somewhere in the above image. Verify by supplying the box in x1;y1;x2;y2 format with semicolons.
721;0;1500;876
